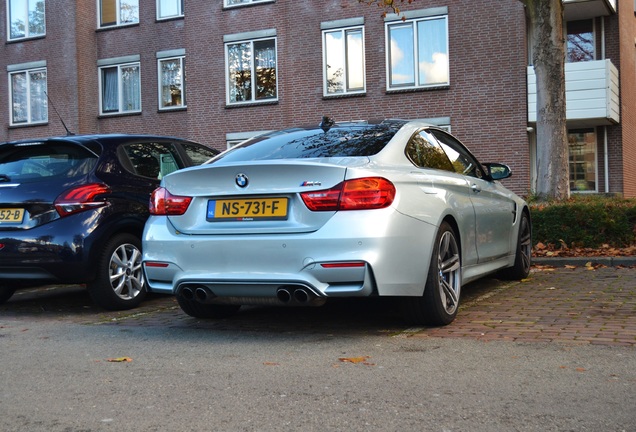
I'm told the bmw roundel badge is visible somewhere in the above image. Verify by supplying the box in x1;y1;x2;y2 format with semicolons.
235;173;249;188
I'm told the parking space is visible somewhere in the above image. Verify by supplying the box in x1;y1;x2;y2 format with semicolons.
1;266;635;347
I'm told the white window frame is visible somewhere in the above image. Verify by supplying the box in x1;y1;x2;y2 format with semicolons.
98;0;139;28
224;30;278;106
8;64;48;126
156;0;183;20
226;130;271;149
7;0;45;41
98;59;142;115
157;52;186;110
321;19;366;97
385;8;449;91
223;0;274;8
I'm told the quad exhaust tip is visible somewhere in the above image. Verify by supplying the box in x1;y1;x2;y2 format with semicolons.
179;284;324;306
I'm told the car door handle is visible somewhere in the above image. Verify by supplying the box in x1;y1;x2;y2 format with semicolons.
471;183;481;193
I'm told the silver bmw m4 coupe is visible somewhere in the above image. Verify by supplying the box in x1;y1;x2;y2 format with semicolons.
142;119;531;326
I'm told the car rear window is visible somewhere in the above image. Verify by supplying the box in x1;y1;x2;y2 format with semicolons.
0;142;97;183
213;122;404;163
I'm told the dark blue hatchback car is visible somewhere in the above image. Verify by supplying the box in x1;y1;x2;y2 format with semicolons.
0;134;218;309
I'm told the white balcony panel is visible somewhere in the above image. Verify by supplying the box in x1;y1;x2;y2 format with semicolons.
527;59;620;127
563;0;616;20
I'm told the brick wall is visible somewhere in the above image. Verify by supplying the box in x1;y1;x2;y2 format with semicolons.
1;0;536;195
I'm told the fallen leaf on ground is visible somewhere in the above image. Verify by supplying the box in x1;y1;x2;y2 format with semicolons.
339;356;370;364
106;357;132;363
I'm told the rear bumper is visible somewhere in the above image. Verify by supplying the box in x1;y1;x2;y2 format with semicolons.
142;209;437;299
1;210;106;284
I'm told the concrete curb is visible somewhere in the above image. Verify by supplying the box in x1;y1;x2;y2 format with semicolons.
532;256;636;267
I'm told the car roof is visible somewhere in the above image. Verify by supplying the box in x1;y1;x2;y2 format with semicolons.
0;133;194;147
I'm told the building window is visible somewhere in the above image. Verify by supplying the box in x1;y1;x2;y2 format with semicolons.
386;14;449;90
568;129;597;192
99;0;139;28
99;62;141;115
225;33;277;105
224;0;273;7
7;0;45;40
158;56;185;109
322;25;365;96
226;130;271;149
566;20;594;62
9;67;48;125
157;0;183;20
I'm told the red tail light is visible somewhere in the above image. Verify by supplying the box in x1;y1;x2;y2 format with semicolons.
54;183;111;217
149;187;192;215
301;177;395;211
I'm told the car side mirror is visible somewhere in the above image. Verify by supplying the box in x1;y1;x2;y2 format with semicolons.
483;163;512;181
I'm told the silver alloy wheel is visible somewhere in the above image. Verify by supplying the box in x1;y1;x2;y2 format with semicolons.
437;230;461;315
109;243;144;300
519;214;532;273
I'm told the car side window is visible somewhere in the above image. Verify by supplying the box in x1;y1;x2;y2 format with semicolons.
181;142;218;165
430;130;484;179
122;142;185;179
405;131;455;172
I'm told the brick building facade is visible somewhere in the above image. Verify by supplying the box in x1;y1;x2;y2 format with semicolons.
1;0;633;197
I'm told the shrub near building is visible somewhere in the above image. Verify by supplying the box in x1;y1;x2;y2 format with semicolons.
530;195;636;249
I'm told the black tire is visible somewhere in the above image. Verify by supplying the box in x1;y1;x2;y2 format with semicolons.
87;233;147;310
177;295;241;319
401;222;462;326
499;210;532;280
0;285;16;304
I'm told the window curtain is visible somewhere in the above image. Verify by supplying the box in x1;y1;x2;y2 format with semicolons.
100;0;116;26
160;58;183;107
120;0;139;24
121;65;141;112
102;67;119;112
29;70;48;122
228;42;252;102
254;39;276;100
11;72;27;123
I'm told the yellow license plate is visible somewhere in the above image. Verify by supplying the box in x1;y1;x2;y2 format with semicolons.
207;198;288;220
0;208;25;224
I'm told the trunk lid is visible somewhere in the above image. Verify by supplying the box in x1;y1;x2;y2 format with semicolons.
162;159;363;235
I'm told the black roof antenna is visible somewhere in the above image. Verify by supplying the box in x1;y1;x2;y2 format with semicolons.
319;116;335;132
44;91;74;136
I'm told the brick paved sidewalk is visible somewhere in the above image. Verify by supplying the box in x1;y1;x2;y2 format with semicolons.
412;266;636;347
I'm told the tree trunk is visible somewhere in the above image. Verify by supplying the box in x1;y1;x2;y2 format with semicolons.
526;0;569;200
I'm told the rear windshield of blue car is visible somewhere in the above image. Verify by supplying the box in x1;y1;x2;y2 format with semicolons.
0;141;97;183
213;122;404;163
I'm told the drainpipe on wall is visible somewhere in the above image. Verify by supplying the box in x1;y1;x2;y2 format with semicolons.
604;127;609;193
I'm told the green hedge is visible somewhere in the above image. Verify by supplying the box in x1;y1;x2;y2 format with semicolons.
529;195;636;248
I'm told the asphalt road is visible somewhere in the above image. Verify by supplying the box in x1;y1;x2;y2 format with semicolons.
1;267;635;432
